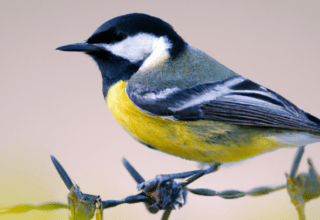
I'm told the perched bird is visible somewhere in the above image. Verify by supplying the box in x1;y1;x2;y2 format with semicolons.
57;13;320;164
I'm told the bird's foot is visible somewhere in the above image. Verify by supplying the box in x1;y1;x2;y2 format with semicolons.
136;163;221;210
137;163;221;191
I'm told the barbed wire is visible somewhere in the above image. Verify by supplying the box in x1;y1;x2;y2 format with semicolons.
1;146;319;219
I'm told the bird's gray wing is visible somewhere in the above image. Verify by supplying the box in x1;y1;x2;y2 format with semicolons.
126;76;320;132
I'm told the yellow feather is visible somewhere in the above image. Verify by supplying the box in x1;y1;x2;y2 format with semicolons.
107;80;283;163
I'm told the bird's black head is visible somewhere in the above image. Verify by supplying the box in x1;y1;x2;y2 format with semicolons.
57;13;187;97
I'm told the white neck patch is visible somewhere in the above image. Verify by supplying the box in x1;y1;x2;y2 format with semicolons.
102;33;172;64
139;36;172;71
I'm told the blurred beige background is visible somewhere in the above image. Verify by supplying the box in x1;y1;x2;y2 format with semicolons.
1;0;320;219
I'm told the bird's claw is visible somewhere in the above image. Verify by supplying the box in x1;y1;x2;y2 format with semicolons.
137;175;171;192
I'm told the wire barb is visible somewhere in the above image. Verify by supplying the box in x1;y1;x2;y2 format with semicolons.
122;158;145;184
290;146;305;179
51;155;74;190
286;147;320;220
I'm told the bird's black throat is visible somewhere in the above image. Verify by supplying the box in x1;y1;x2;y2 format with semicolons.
87;50;142;98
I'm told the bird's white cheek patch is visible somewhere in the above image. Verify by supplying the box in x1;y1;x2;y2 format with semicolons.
103;33;159;63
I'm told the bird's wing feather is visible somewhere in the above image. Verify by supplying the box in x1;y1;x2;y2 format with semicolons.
126;75;320;132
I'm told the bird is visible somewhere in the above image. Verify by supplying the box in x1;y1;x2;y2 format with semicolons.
57;13;320;164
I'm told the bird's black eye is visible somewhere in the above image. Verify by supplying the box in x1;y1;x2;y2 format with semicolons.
87;27;127;44
112;31;124;42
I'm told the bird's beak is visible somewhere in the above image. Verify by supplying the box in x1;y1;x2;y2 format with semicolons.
56;42;100;52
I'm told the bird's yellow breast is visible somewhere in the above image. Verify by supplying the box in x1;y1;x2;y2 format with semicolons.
106;80;280;163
